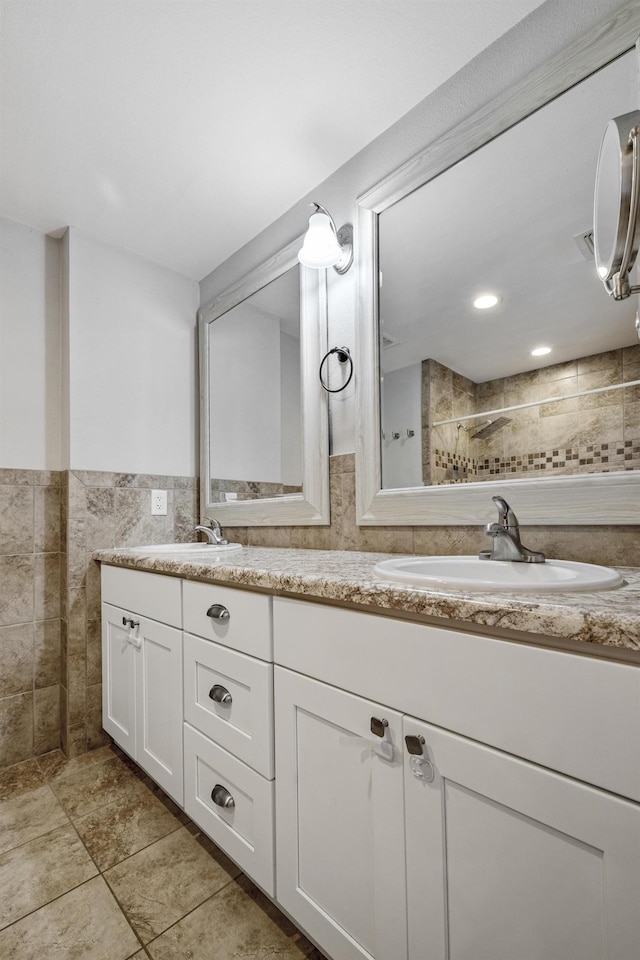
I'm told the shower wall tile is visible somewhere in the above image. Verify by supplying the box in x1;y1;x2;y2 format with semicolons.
426;347;640;484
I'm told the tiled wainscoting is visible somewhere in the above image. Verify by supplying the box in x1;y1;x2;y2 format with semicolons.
0;470;62;767
0;469;198;766
3;456;640;769
224;452;640;568
0;745;324;958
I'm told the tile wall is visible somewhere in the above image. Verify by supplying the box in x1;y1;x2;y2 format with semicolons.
428;345;640;484
61;470;199;758
0;469;198;768
0;470;62;767
210;478;302;502
3;453;640;770
223;452;640;568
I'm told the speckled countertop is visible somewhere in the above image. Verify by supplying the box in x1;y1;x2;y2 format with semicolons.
94;546;640;655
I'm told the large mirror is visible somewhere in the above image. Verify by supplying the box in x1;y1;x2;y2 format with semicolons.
356;16;640;526
199;237;329;525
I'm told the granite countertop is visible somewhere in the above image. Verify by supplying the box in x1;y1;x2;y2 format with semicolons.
94;546;640;655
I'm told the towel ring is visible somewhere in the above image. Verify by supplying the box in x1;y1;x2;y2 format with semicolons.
319;346;354;394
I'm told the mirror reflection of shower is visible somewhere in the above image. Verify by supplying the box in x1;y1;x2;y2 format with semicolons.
458;417;513;441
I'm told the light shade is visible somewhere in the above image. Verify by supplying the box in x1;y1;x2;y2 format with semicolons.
298;212;343;268
473;293;501;310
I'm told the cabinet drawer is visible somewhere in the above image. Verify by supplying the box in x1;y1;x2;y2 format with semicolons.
183;723;274;896
183;581;272;660
101;566;182;628
183;632;274;778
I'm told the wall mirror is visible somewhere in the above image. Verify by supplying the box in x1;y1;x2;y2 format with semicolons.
199;236;329;525
356;14;640;526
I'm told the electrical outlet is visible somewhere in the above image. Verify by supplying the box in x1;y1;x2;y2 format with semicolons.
151;489;168;515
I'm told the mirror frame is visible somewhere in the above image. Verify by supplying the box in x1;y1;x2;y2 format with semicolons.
199;235;330;526
355;4;640;526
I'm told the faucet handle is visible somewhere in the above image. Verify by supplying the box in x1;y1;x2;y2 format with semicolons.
492;496;518;529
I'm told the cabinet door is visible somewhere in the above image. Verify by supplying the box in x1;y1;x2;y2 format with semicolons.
135;616;184;805
102;603;136;756
275;667;407;960
403;717;640;960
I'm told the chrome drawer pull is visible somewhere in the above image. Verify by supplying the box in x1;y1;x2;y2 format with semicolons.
206;604;230;622
209;684;232;705
211;784;235;809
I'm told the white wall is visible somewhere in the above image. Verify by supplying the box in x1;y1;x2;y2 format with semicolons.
65;228;199;475
199;0;629;457
280;330;302;485
209;302;282;482
0;218;61;469
381;364;422;489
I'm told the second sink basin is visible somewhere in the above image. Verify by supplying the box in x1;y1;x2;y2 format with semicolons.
130;542;243;555
373;555;623;593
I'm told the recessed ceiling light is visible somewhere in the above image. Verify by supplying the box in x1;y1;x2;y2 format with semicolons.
531;346;552;357
473;293;501;310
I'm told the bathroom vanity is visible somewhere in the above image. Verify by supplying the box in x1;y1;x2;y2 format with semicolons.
97;547;640;960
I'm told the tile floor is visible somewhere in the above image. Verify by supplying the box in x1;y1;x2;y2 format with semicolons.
0;743;327;959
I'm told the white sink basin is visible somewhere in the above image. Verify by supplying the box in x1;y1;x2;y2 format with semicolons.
130;542;243;555
373;556;623;593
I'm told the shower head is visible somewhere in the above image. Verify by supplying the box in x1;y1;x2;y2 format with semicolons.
470;416;512;440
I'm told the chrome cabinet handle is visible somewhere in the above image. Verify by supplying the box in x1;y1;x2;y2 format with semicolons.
206;604;230;622
211;784;235;809
122;617;139;629
209;684;232;705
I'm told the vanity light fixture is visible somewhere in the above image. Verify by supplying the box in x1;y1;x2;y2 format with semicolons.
298;202;353;274
473;293;502;310
531;346;552;356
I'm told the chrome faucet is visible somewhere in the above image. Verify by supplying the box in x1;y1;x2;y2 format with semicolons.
479;496;545;563
194;518;228;546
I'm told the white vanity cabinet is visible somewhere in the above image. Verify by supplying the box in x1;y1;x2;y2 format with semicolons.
403;717;640;960
101;566;184;805
181;580;276;895
275;667;407;960
273;597;640;960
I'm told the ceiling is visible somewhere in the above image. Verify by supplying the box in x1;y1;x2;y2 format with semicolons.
379;49;639;383
0;0;545;281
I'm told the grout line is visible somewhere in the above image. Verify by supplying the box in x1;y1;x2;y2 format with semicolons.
0;876;103;937
142;875;241;951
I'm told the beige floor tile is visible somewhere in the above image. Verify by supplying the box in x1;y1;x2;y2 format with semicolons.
50;753;148;819
0;823;98;930
105;826;240;943
146;874;322;960
0;784;68;855
74;786;185;871
0;876;141;959
0;758;44;802
37;744;116;783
